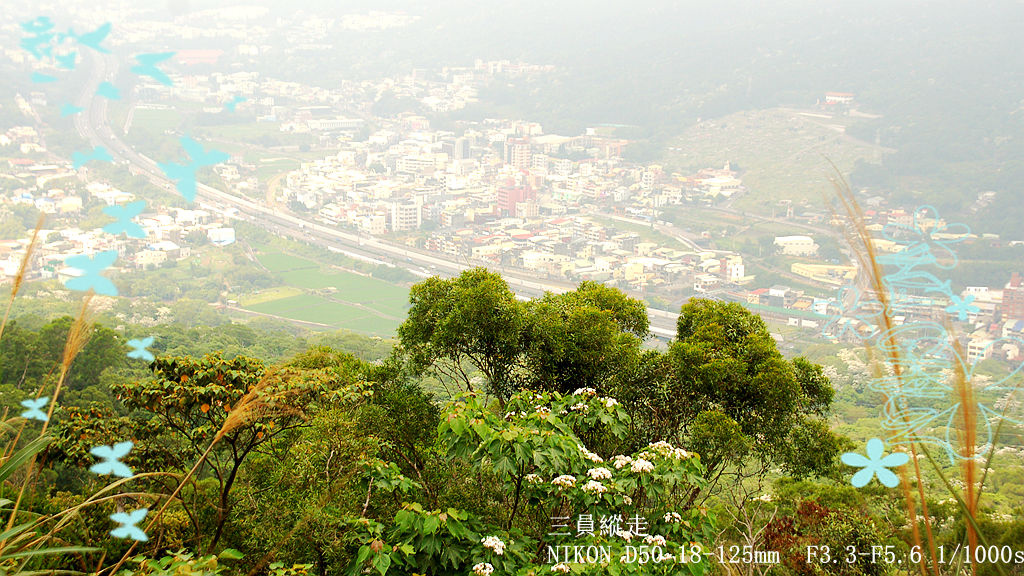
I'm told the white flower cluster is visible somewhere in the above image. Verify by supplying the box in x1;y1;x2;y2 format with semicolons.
535;406;551;415
622;495;633;505
482;536;506;555
569;402;589;413
588;467;612;480
645;441;690;460
612;455;633;469
616;529;634;542
473;562;494;576
630;458;654;473
644;535;667;546
578;444;603;463
664;511;682;523
551;563;571;574
525;473;543;484
601;397;619;409
573;387;597;397
552;475;576;488
582;480;608;494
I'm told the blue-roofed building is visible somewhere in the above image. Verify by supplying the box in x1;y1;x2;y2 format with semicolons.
1002;319;1024;340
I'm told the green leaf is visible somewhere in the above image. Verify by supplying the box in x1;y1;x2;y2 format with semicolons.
356;545;371;565
451;417;467;435
0;546;100;560
0;436;52;484
219;548;244;560
372;552;391;575
0;520;41;543
422;513;440;534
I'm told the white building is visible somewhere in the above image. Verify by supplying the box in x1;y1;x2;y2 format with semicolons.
390;201;422;232
774;235;818;257
207;227;236;246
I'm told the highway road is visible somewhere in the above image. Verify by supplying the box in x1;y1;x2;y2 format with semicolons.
72;53;683;340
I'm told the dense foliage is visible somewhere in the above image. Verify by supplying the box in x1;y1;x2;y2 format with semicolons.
3;272;1019;575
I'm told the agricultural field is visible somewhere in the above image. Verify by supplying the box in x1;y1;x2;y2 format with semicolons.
243;248;411;337
125;107;182;135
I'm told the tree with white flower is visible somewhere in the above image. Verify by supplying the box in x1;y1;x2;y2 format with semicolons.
344;387;716;576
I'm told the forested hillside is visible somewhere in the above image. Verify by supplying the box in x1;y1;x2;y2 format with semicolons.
3;269;1023;575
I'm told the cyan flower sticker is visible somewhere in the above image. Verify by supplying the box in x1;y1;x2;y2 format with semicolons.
878;205;970;270
945;293;980;322
841;438;909;488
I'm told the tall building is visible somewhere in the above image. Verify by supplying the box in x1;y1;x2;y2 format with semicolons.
507;137;532;170
454;137;470;161
1004;273;1024;320
497;186;535;216
719;256;745;282
390;201;422;232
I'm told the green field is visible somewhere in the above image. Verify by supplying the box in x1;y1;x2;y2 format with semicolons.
256;158;302;180
244;249;410;336
127;107;182;135
240;286;304;306
193;122;312;148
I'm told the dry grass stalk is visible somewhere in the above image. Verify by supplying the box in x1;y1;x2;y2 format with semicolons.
950;336;978;576
43;291;96;435
826;165;939;576
104;366;286;576
0;213;46;343
6;291;96;533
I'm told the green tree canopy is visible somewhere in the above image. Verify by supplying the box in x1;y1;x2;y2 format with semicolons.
620;299;843;499
397;270;650;401
397;268;525;399
520;283;647;394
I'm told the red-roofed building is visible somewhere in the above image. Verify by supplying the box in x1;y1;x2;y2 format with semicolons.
747;288;769;305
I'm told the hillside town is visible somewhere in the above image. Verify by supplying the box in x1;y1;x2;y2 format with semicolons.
1;7;1022;362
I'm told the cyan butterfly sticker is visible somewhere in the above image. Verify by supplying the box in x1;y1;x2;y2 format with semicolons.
90;441;134;478
224;95;246;112
158;136;230;202
71;146;113;170
60;104;84;117
126;337;155;363
130;52;175;86
96;81;120;100
20;397;49;422
67;22;111;53
110;508;148;541
63;250;119;296
102;200;147;238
